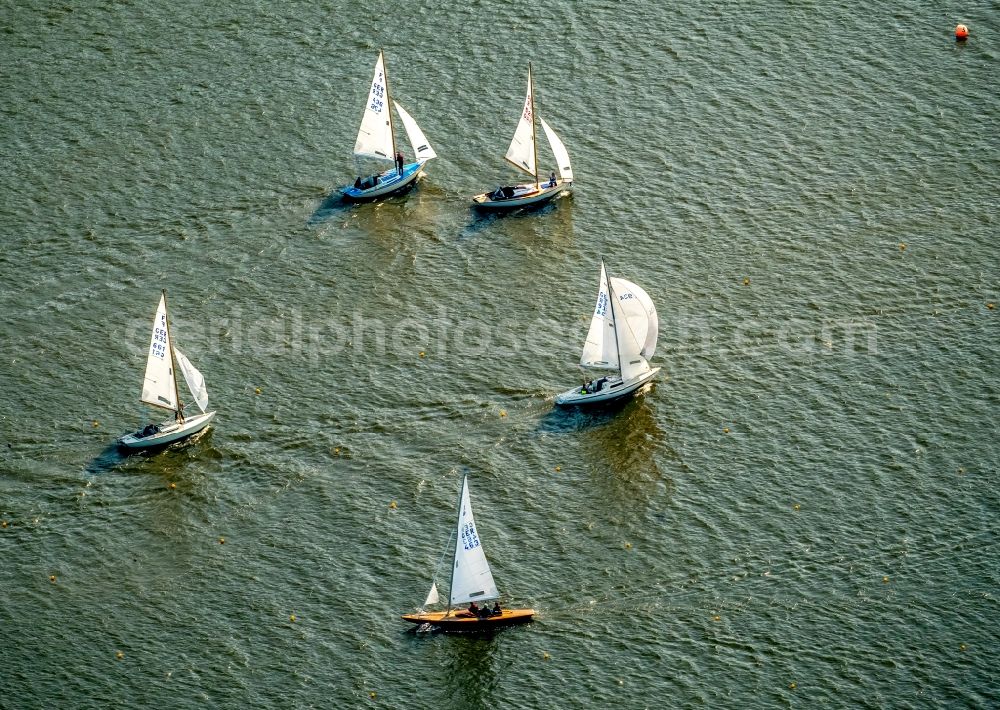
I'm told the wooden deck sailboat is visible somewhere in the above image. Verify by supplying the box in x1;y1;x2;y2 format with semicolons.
471;63;573;210
118;290;216;450
340;50;437;202
555;260;660;406
401;474;534;631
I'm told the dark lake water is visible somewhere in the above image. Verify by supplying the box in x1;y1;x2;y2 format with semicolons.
2;1;998;707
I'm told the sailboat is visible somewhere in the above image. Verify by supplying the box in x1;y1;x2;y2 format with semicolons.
401;474;534;631
118;290;216;450
471;63;573;210
554;260;660;406
340;50;437;202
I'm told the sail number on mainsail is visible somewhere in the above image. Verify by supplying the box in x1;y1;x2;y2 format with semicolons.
460;521;481;551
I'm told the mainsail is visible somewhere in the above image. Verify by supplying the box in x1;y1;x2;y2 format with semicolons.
504;68;536;178
140;293;177;411
540;117;573;181
449;475;499;606
394;101;436;163
353;51;394;161
580;262;618;370
175;348;208;414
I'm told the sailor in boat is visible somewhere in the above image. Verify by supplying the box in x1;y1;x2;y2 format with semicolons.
354;174;381;190
581;376;609;394
547;171;557;188
461;602;480;618
395;151;405;176
140;423;160;438
492;602;502;616
491;186;516;200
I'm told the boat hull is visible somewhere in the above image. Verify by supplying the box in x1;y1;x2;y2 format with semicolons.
341;162;426;202
554;368;660;406
401;608;535;631
118;411;216;450
472;180;571;210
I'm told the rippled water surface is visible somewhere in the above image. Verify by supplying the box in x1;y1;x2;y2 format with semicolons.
2;1;998;707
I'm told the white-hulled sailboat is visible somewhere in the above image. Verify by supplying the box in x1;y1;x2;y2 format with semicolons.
401;474;534;631
340;50;437;202
471;63;573;210
118;290;216;450
555;260;660;406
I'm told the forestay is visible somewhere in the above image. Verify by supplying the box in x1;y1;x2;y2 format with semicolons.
140;294;177;411
394;102;436;163
504;69;536;177
450;475;499;606
540;117;573;181
353;52;393;160
580;262;618;370
175;348;208;414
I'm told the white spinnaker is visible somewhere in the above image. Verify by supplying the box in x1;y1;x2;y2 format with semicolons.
140;293;177;411
631;282;658;360
423;582;440;608
353;52;394;160
504;70;536;178
175;348;208;414
394;101;436;163
610;277;655;381
540;117;573;182
450;475;499;606
580;262;618;370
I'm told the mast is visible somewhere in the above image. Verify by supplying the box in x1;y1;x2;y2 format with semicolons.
529;63;539;188
445;473;467;620
161;288;185;423
381;48;398;161
603;260;624;380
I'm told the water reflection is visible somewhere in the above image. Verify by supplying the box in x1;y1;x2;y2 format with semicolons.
459;192;573;241
307;190;352;226
582;399;675;508
538;393;677;509
84;428;217;477
413;631;503;709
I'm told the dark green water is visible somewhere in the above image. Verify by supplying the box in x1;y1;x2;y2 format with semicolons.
2;1;998;707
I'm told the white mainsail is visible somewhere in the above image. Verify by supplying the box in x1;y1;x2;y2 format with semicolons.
504;68;536;178
175;348;208;414
140;293;177;412
540;117;573;181
449;475;499;606
353;51;394;161
580;262;619;370
609;277;658;381
394;101;436;163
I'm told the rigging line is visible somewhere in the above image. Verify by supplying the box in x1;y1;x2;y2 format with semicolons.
429;529;456;593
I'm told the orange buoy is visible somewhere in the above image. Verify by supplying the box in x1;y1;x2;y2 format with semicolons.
955;24;969;41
